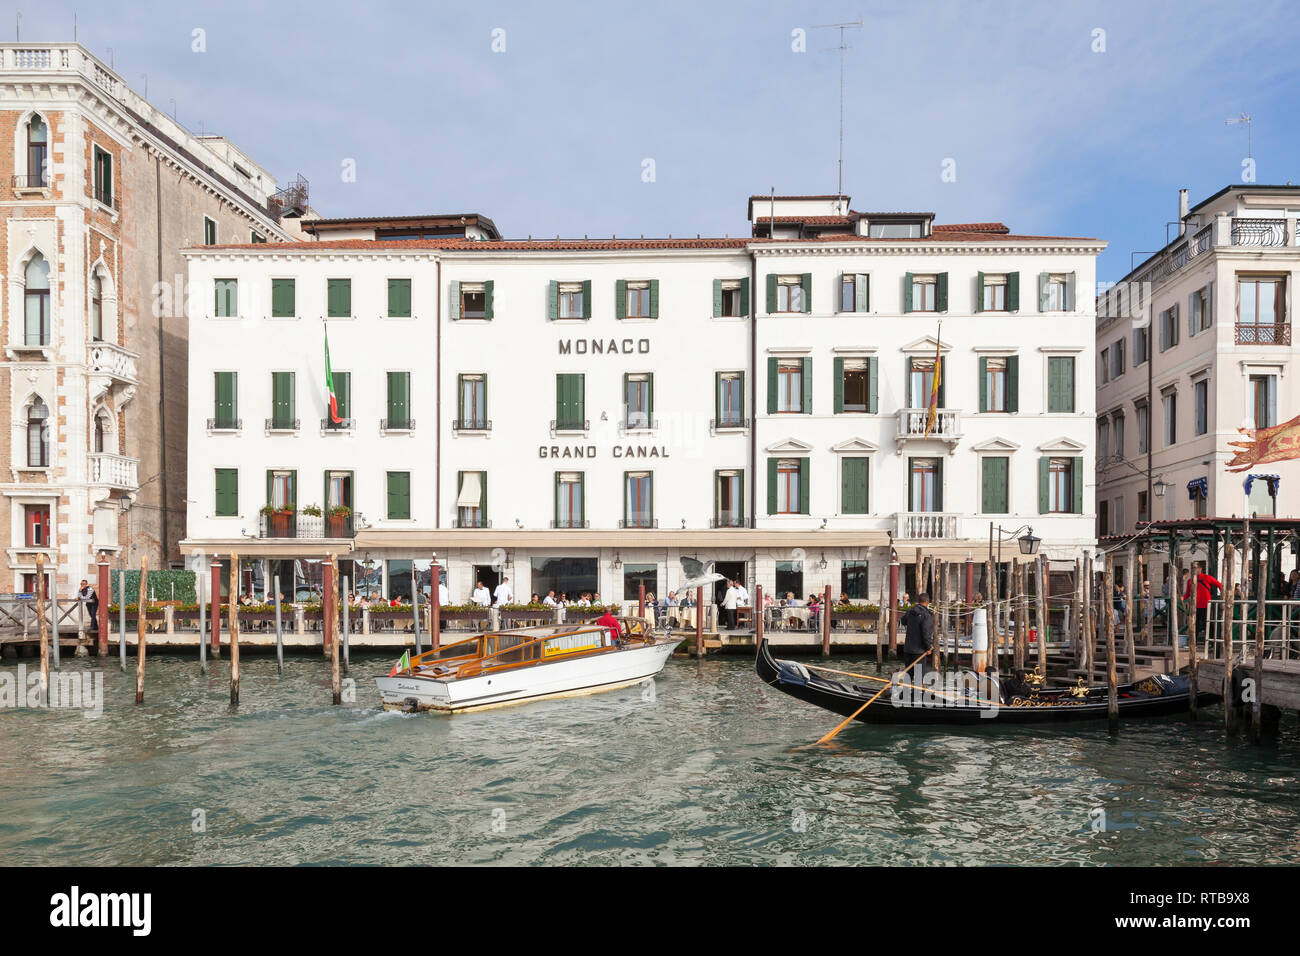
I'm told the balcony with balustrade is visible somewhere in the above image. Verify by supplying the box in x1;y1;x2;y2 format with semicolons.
87;341;139;384
895;512;959;540
88;453;139;490
258;511;355;539
895;408;962;450
1119;214;1299;300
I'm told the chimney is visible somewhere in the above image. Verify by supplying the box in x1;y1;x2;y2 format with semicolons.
1178;188;1189;236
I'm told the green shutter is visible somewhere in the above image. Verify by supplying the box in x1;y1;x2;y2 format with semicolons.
335;371;350;419
387;471;410;520
934;460;943;511
1007;272;1020;312
938;357;946;407
456;374;465;421
215;468;238;517
615;279;627;320
1071;457;1083;514
1038;273;1049;312
271;278;295;318
1065;272;1077;311
842;458;868;514
328;279;351;318
581;279;592;318
1038;457;1050;514
767;358;778;414
800;273;812;313
767;458;778;515
266;470;273;507
622;470;629;526
801;357;812;413
547;280;558;320
449;281;461;321
714;372;721;422
483;279;494;320
647;373;654;419
215;372;236;424
855;274;870;313
766;274;777;313
978;357;988;412
1007;356;1019;413
740;277;751;316
649;279;659;318
1049;356;1075;413
975;272;985;313
867;357;878;414
387;372;409;425
712;279;723;317
908;457;916;511
577;474;585;524
272;372;294;424
936;273;948;312
388;278;411;318
903;272;914;313
214;279;236;317
739;370;746;419
833;357;844;413
290;470;297;509
982;457;1008;514
798;458;810;514
481;472;488;524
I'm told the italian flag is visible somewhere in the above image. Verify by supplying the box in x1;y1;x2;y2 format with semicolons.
388;650;410;678
325;325;341;424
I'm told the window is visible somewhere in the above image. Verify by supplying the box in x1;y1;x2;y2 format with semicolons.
386;372;411;429
1250;374;1277;429
715;278;748;318
327;371;351;427
776;360;804;413
1159;304;1180;351
456;471;486;528
93;146;112;206
771;274;809;313
1097;419;1110;464
1136;402;1149;454
909;458;942;512
981;456;1009;514
1237;276;1287;342
624;373;653;429
90;274;103;341
24;253;50;346
841;561;870;599
454;281;491;320
1133;326;1149;366
1189;284;1212;334
1163;391;1177;446
1041;272;1072;311
1193;487;1207;519
25;505;51;547
387;472;411;520
624;471;653;527
388;278;412;318
1194;378;1209;435
327;279;352;318
980;273;1014;312
1047;356;1075;413
1109;339;1125;379
715;470;743;527
776;459;802;514
1046;458;1075;514
555;472;585;528
271;278;295;318
1247;476;1275;517
214;469;239;517
840;273;869;312
980;356;1018;413
271;372;296;429
838;358;873;413
716;371;745;427
622;564;658;601
840;458;869;514
214;372;238;429
775;560;804;599
458;374;487;429
214;278;238;317
618;280;657;319
555;373;585;430
27;399;49;467
554;281;588;319
1138;490;1149;522
1113;414;1125;458
908;357;942;408
204;217;217;245
93;412;107;453
26;114;48;186
268;470;296;510
907;273;940;312
1099;347;1110;385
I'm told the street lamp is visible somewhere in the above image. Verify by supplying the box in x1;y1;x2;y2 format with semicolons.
1153;479;1170;498
1017;528;1041;555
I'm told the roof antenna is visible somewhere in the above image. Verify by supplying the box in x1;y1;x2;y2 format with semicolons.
1225;113;1253;163
813;20;862;208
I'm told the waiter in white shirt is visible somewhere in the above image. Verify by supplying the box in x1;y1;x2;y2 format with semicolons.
438;579;449;606
471;580;491;607
735;580;750;605
721;580;740;629
493;577;513;605
542;590;558;607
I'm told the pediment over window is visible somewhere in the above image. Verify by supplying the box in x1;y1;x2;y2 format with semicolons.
765;437;814;454
901;335;950;354
831;437;879;454
1037;436;1086;453
971;436;1021;453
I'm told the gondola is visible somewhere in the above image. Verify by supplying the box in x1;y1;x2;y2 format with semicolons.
755;639;1219;726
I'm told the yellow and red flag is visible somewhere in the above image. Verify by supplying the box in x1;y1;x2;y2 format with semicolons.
923;329;942;438
1227;413;1300;471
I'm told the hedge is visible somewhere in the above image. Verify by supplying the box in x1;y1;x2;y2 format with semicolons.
110;569;197;605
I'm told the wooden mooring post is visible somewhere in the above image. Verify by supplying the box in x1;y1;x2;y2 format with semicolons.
198;561;207;674
875;575;885;672
1252;548;1266;743
327;556;341;705
694;586;704;658
430;553;441;652
984;556;996;675
135;556;148;705
96;555;110;657
1222;546;1237;732
228;552;240;706
36;552;49;707
1124;546;1137;679
754;584;764;658
1035;553;1047;677
1104;555;1118;735
888;561;900;658
273;574;283;673
118;569;127;671
210;560;222;658
821;584;831;656
342;575;351;673
1169;559;1181;675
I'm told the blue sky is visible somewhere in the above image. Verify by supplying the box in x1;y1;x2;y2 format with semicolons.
16;0;1300;280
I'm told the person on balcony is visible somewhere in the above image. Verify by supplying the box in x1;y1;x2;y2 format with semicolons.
472;580;491;607
493;577;513;606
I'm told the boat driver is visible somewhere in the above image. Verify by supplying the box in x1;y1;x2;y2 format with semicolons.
596;607;622;646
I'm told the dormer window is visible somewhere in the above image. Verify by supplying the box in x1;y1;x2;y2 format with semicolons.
868;220;923;238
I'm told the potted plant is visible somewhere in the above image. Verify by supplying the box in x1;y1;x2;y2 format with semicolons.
499;601;550;624
260;502;296;537
326;504;352;538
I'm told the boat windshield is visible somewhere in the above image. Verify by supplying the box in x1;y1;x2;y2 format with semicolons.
429;639;479;661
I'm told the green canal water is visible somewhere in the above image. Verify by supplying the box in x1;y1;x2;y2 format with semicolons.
1;654;1298;865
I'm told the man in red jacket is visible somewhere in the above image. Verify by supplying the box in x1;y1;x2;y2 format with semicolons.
1182;562;1222;646
596;608;622;646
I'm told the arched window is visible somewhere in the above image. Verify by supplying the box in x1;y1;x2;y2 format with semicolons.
94;411;107;453
26;114;48;187
24;254;51;346
90;273;103;342
27;399;49;468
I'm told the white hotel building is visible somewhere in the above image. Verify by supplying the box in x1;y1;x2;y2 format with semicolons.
181;195;1104;608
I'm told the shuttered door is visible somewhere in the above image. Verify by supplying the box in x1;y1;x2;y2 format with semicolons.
214;468;238;517
271;279;295;318
272;372;294;425
327;279;351;318
841;458;868;514
556;374;584;427
1048;356;1075;412
214;372;236;425
798;458;810;514
387;372;409;427
387;471;410;520
388;279;411;318
981;457;1008;514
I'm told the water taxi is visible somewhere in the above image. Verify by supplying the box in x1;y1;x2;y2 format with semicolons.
376;616;678;713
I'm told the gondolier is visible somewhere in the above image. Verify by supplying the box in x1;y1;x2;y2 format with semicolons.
901;592;935;681
1182;562;1222;643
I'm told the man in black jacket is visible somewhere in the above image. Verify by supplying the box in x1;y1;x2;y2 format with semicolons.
902;592;935;683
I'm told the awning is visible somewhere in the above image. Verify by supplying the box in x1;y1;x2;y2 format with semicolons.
1187;477;1208;500
456;472;482;509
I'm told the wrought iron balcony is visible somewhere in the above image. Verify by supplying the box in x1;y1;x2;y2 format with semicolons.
381;417;415;431
1231;218;1286;247
265;417;300;432
452;517;492;529
1235;323;1291;345
710;416;750;432
258;511;356;539
321;417;355;431
618;517;658;529
895;512;959;540
206;417;242;432
711;515;750;528
550;518;590;529
451;418;492;432
618;417;656;434
551;418;589;433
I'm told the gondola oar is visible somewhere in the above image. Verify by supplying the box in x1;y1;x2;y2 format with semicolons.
802;661;999;708
815;652;929;744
